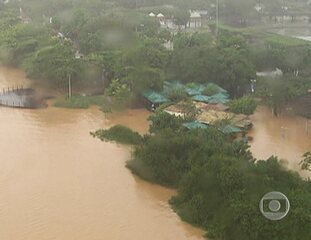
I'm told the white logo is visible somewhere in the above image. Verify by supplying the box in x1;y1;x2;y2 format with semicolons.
259;192;290;221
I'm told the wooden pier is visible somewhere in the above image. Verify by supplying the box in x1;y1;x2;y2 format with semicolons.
0;86;39;108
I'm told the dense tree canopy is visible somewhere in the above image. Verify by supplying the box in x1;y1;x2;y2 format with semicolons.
95;112;311;240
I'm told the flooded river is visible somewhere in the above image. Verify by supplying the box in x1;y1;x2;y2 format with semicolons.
0;66;204;240
0;67;310;240
249;106;311;178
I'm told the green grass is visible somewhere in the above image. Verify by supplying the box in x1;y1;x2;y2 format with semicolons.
263;33;311;46
211;21;311;47
53;94;112;112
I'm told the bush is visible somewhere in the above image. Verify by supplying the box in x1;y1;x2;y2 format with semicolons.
148;111;184;134
203;85;219;96
54;95;90;109
166;88;188;102
228;96;257;115
91;125;143;145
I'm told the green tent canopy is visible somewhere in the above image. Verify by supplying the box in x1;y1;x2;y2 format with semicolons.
209;92;230;104
183;121;209;130
142;90;169;104
220;125;242;134
164;81;185;91
185;83;206;96
192;95;211;103
205;83;228;94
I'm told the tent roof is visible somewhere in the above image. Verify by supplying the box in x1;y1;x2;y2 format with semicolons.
142;90;169;104
183;121;209;130
192;95;211;103
220;125;242;134
164;80;185;90
185;83;206;96
205;83;228;94
149;12;156;17
209;92;230;104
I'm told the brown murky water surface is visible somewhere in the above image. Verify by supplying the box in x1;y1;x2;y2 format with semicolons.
249;106;311;178
0;66;204;240
1;66;310;240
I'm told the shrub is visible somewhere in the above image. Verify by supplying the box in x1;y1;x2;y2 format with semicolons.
228;96;257;115
91;125;142;145
203;85;219;96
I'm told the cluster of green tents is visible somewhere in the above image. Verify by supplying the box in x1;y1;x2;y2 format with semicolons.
143;81;243;135
142;81;230;105
182;121;243;135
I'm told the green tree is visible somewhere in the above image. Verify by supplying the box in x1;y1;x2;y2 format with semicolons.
300;152;311;171
24;42;81;88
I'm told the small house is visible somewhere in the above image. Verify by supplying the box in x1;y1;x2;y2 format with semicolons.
142;90;169;111
189;11;202;28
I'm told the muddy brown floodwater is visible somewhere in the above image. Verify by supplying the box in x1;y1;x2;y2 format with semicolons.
1;66;310;240
0;66;204;240
249;106;311;178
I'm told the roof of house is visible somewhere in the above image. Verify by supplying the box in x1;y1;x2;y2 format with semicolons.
205;83;228;94
197;110;235;124
231;114;252;129
164;80;185;90
208;92;230;104
185;83;206;96
195;102;229;112
142;90;169;104
190;11;201;18
157;13;165;18
183;121;209;130
192;95;211;103
220;125;243;134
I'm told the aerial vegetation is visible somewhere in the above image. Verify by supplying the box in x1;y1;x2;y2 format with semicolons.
228;96;257;115
91;125;143;145
1;0;311;239
94;111;311;240
0;0;311;115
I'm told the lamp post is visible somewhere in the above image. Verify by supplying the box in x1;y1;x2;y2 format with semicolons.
250;79;257;93
281;1;288;27
216;0;219;37
255;3;262;22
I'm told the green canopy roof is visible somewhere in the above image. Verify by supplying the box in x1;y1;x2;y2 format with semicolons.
142;90;169;104
220;125;242;134
164;81;185;91
205;83;228;94
209;92;230;104
192;95;211;103
185;83;206;96
211;92;229;98
183;121;209;130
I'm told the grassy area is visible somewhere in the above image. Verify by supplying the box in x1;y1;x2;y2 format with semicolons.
212;21;311;46
263;32;311;46
53;94;112;112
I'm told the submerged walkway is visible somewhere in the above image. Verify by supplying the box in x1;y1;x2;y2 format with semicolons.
0;86;36;108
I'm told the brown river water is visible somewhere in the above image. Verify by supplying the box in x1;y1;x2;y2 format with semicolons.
249;106;311;178
0;66;310;240
0;66;204;240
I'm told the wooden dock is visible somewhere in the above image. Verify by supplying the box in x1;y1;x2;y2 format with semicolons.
0;86;39;108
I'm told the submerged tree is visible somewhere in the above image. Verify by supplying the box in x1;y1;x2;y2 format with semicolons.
300;152;311;171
